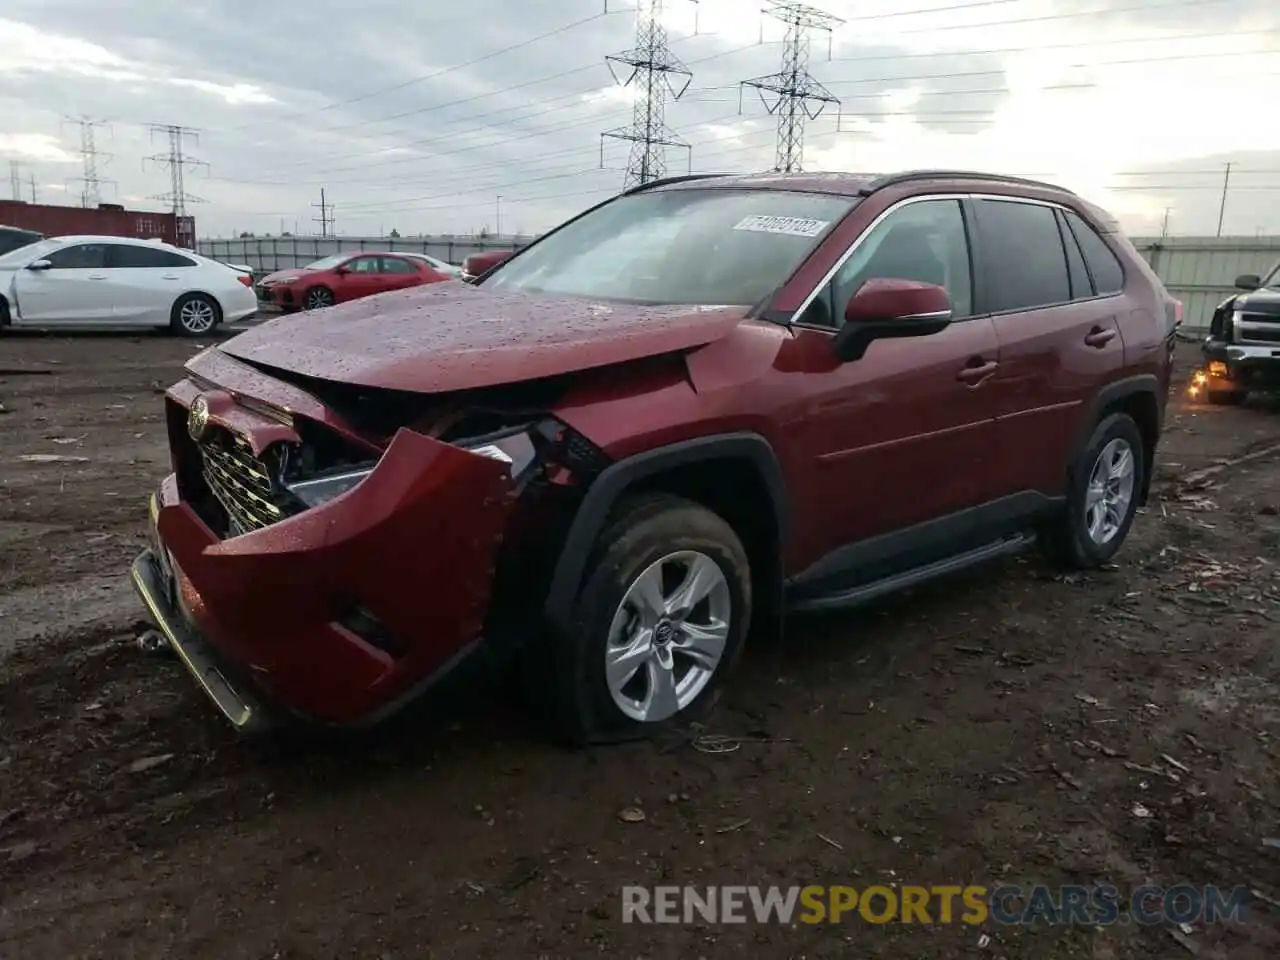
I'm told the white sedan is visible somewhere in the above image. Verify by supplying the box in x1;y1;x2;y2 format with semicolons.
401;251;462;279
0;235;258;336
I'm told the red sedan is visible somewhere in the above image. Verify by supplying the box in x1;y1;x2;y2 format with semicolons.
255;251;452;312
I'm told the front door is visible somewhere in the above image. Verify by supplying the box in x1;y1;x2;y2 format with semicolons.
968;197;1127;497
11;242;114;324
781;196;1003;575
336;255;386;302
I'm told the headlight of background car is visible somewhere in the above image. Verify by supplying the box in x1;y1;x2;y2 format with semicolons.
285;466;374;507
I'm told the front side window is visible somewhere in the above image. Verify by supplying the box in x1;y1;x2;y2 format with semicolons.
347;256;380;274
826;198;973;325
46;243;109;270
974;199;1071;312
483;188;856;306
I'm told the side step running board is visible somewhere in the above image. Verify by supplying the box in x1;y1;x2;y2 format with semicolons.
788;533;1035;613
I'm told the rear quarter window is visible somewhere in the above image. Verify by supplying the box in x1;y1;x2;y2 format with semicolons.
1063;210;1125;295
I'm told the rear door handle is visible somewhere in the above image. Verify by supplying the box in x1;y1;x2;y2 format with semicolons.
1084;326;1117;347
957;359;998;383
88;274;107;280
161;274;180;280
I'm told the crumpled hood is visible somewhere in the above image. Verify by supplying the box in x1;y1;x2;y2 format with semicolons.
219;281;748;393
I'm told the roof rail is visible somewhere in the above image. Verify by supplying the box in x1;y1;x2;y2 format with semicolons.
623;173;730;195
864;169;1073;195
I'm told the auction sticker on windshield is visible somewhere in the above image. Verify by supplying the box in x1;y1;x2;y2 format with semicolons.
732;215;830;238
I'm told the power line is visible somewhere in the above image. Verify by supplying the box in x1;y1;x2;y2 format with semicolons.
601;0;698;188
144;123;209;217
740;1;843;173
62;116;114;207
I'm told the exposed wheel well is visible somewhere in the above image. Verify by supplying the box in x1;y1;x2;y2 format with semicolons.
623;457;783;625
1099;389;1160;503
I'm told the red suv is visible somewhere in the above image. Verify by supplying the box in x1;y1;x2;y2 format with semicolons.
132;170;1178;743
255;251;452;311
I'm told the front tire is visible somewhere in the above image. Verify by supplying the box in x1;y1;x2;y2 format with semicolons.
303;286;334;310
543;494;752;746
1041;412;1145;569
170;293;220;337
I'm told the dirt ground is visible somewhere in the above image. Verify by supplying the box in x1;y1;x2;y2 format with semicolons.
2;333;1280;959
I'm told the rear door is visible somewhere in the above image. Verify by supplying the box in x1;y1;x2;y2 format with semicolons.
970;197;1126;497
379;255;430;291
11;242;113;324
106;243;200;324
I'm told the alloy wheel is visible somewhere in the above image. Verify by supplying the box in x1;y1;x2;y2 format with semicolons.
179;299;216;335
1084;437;1136;545
604;550;731;723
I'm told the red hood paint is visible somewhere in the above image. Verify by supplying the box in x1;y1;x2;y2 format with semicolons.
260;268;312;285
218;282;748;393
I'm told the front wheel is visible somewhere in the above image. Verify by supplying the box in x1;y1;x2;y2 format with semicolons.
170;293;220;337
542;494;752;746
1041;412;1145;569
303;286;334;310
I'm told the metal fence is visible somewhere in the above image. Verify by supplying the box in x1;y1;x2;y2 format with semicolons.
1130;236;1280;331
198;232;1280;333
197;235;529;272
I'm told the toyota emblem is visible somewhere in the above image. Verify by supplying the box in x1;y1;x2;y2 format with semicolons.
187;395;210;442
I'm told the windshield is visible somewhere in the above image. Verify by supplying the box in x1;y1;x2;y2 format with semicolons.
0;238;61;267
303;254;350;270
483;188;855;305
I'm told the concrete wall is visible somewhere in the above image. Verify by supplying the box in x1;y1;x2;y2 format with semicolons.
199;232;1280;333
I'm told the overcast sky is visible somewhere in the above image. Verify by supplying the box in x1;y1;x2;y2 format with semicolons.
1;0;1277;239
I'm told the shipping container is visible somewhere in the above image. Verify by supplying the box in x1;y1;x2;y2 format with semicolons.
0;200;194;247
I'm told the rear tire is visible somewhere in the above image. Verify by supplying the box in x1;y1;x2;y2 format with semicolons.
1040;412;1145;570
0;297;10;330
539;494;752;746
170;293;220;337
303;286;334;310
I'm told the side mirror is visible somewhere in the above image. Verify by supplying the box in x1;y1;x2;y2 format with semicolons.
832;278;953;363
26;259;52;271
1235;273;1261;291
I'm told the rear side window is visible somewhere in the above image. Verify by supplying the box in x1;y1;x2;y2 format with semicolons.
109;245;195;268
1055;210;1093;299
973;199;1070;312
1063;210;1124;295
380;257;417;274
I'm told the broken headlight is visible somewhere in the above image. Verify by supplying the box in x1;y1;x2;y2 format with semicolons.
461;427;540;480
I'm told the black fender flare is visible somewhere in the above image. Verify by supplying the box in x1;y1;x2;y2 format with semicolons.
1073;374;1162;501
543;431;790;633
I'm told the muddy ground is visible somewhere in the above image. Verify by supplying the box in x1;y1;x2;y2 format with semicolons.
2;333;1280;959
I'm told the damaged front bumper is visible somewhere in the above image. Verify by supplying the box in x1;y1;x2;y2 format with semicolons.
133;425;518;731
1200;340;1280;392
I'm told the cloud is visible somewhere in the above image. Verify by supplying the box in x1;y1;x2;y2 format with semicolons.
0;1;1277;237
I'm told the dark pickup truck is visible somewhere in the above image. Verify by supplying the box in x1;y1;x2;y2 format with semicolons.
1196;261;1280;404
0;225;43;256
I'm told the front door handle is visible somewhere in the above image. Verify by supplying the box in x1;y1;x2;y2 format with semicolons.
957;359;998;383
1084;326;1117;347
161;274;180;280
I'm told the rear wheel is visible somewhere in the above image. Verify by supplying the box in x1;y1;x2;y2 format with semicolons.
539;494;752;746
1041;412;1145;569
170;293;220;337
303;286;334;310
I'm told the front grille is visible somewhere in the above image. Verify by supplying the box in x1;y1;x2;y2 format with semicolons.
1237;315;1280;345
199;432;295;536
